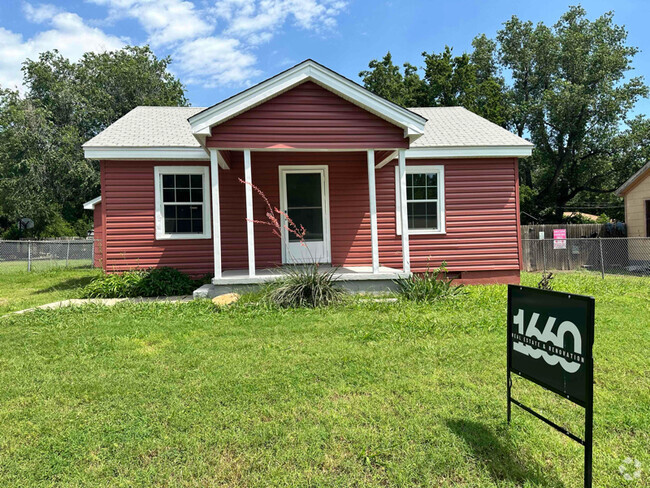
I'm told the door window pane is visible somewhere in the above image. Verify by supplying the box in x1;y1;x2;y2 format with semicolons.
285;172;324;242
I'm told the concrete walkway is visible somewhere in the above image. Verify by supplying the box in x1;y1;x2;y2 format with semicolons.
5;295;193;316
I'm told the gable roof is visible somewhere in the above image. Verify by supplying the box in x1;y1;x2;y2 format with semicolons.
615;161;650;196
187;59;427;141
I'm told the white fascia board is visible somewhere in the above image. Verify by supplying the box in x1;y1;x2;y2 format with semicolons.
188;60;427;138
405;146;534;159
84;146;209;160
83;196;101;210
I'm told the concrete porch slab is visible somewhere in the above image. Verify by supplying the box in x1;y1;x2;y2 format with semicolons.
193;266;408;298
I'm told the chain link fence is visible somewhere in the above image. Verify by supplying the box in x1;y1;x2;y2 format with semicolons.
0;240;97;273
522;238;650;277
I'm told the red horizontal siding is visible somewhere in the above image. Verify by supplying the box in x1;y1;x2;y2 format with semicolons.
377;158;521;272
101;160;215;276
98;155;521;279
93;202;103;268
206;81;408;150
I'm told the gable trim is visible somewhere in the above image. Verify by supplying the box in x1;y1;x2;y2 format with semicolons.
188;60;427;140
616;162;650;196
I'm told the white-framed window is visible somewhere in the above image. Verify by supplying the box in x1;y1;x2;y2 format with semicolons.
395;165;445;235
154;166;211;240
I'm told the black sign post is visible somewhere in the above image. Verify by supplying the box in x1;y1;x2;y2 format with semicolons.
507;285;594;488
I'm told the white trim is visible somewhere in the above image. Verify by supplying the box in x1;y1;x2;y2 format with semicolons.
375;150;398;169
395;164;446;235
84;146;209;160
154;166;212;240
367;150;379;273
188;60;427;139
278;165;331;264
398;150;410;273
405;146;533;159
83;196;101;210
209;149;222;279
244;149;255;276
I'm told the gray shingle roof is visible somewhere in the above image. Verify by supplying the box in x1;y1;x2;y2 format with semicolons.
83;105;532;149
83;106;205;148
408;107;532;147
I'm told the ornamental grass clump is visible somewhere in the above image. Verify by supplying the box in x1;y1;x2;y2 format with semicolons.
262;264;346;308
394;261;464;302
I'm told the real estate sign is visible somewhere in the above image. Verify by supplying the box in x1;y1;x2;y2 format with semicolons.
507;285;595;487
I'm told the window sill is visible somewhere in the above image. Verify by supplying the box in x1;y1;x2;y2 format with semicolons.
155;233;211;240
397;229;447;236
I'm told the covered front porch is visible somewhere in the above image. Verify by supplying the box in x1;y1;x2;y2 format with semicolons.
207;147;413;287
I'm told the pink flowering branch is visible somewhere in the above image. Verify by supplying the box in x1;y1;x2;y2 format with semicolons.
238;178;307;244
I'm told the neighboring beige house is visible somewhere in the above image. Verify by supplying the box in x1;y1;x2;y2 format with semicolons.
616;162;650;237
616;162;650;263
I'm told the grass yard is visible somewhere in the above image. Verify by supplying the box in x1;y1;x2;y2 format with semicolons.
0;272;648;487
0;267;101;315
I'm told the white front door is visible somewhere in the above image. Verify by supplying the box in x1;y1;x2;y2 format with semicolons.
279;166;330;264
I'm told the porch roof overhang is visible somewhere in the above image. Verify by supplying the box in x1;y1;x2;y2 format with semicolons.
187;59;428;144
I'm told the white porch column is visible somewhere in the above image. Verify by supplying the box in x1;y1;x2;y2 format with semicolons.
243;149;256;277
209;148;222;279
398;149;410;273
367;150;379;273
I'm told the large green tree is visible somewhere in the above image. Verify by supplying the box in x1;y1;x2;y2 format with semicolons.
0;46;187;237
498;7;648;221
360;6;649;222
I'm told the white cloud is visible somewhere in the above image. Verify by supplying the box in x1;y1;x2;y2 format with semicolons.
23;3;62;23
3;0;347;91
214;0;347;42
0;10;126;91
89;0;212;46
173;37;260;86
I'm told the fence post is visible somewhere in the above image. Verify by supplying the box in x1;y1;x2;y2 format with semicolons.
542;240;547;272
91;240;95;268
27;241;32;272
598;238;605;279
66;241;70;267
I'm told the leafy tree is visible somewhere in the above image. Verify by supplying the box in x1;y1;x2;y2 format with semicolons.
498;6;648;220
360;6;649;222
360;47;508;126
0;46;187;236
359;52;426;107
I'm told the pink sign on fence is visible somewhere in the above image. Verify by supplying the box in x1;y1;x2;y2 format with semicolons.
553;229;567;250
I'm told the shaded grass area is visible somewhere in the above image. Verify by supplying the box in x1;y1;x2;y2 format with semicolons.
0;267;101;315
0;273;648;486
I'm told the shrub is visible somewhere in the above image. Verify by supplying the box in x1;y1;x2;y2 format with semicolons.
394;262;464;302
82;267;201;298
261;264;346;308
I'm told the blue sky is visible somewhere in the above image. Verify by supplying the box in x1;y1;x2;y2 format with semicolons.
0;0;649;115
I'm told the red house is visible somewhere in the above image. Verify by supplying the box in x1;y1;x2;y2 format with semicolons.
83;60;533;293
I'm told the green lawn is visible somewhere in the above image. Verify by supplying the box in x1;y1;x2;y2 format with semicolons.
0;267;101;315
0;273;648;487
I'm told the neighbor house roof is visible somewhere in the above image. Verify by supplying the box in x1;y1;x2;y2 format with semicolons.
83;103;533;160
615;161;650;196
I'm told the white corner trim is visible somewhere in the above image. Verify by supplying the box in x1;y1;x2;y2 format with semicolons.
209;149;222;279
154;165;212;240
367;150;379;273
395;164;446;236
375;150;398;169
83;196;101;210
243;149;256;276
188;60;427;138
405;146;533;159
84;146;209;160
398;150;410;273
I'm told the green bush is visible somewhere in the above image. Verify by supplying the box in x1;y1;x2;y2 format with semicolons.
394;262;464;302
261;264;346;308
82;267;202;298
